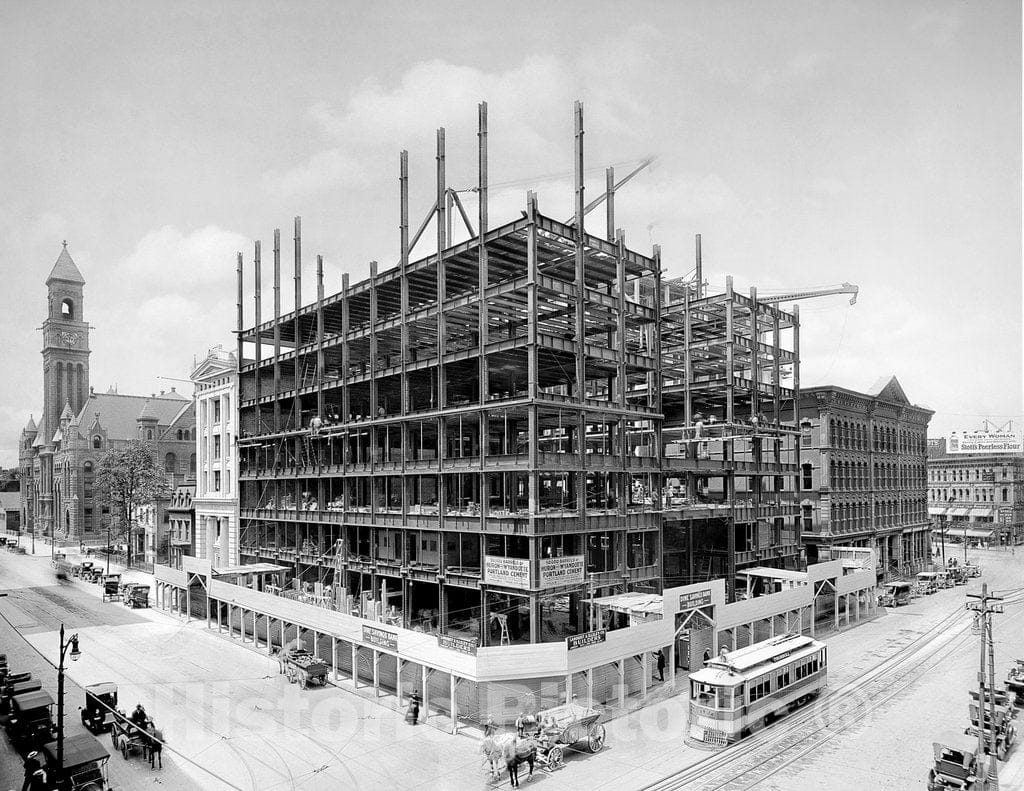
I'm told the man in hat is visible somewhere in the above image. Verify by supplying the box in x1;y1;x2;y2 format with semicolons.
21;752;41;791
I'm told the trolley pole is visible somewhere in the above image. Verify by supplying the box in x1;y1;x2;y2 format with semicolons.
966;583;1003;789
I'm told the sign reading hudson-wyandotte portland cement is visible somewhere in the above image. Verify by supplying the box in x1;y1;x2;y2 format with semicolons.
483;556;530;589
539;555;584;587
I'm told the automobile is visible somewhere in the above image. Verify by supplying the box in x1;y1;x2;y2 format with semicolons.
80;682;118;734
6;689;57;752
41;731;111;790
878;581;913;607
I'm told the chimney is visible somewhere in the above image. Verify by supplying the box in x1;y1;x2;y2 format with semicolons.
160;390;165;396
171;386;176;393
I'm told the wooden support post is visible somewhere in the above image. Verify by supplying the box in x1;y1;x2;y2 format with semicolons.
373;650;380;697
421;665;430;720
450;674;459;734
641;653;649;697
617;661;625;710
566;672;573;705
669;644;677;689
352;643;359;688
332;638;338;681
397;657;404;705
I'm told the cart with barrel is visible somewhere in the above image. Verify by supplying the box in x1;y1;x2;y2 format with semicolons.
531;701;606;770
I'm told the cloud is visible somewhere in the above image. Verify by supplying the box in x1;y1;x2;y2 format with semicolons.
111;225;249;291
911;10;961;47
752;51;829;96
262;49;656;201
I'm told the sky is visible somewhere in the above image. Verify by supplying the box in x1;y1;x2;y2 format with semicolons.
0;0;1020;467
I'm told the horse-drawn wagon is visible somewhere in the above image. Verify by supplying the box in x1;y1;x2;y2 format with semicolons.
532;702;606;768
284;650;330;689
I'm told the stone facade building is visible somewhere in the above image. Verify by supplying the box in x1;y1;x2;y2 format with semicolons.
167;483;196;568
797;377;933;580
18;245;196;541
191;347;238;568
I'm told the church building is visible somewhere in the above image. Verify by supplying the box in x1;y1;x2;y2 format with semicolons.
19;244;196;543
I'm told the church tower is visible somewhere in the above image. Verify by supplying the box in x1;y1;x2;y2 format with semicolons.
42;243;90;441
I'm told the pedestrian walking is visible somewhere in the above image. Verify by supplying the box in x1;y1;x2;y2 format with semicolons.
407;690;421;725
25;768;46;791
21;752;40;791
655;649;666;682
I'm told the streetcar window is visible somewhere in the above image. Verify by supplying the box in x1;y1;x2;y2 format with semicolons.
777;671;790;689
749;677;771;702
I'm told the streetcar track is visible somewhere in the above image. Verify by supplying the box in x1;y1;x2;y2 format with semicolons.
642;587;1024;791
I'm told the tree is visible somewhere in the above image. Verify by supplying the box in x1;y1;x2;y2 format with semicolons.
95;441;172;569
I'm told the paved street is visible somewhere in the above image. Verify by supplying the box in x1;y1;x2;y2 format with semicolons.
0;545;1021;790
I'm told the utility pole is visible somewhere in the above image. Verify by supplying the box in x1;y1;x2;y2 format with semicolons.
966;583;1003;789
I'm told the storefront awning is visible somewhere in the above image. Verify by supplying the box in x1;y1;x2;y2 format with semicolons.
932;526;994;540
949;507;970;517
213;563;288;577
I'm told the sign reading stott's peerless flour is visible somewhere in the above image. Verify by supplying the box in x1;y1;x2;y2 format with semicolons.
948;427;1023;454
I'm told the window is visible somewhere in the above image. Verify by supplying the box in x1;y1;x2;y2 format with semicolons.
802;505;813;533
1003;488;1008;502
164;452;177;473
214;435;221;460
213;470;221;491
184;429;190;441
802;464;813;490
176;430;182;440
92;435;102;449
749;677;771;702
146;429;153;440
214;399;221;423
61;298;74;319
777;671;790;689
189;453;196;475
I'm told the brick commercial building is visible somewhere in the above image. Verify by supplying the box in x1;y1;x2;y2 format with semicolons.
797;377;933;580
927;439;1024;549
18;245;195;542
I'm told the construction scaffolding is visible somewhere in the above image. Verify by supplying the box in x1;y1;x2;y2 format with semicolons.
235;101;802;646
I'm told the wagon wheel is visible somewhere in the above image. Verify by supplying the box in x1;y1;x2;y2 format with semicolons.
587;723;606;753
546;745;564;770
111;729;119;749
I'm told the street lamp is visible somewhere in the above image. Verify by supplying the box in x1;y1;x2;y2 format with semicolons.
57;623;82;773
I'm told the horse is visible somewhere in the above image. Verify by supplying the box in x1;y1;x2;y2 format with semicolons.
504;736;538;786
143;722;164;769
480;733;539;783
479;734;508;779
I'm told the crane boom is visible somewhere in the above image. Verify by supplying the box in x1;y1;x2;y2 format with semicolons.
760;282;858;305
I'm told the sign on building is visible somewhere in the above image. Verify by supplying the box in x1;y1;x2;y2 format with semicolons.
483;556;531;589
567;630;607;650
362;625;398;652
539;555;584;587
437;634;478;655
948;428;1023;455
678;589;713;610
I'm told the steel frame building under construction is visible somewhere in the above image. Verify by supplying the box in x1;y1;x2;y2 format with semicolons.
234;102;803;652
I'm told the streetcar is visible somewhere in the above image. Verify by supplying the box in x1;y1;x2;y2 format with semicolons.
687;632;827;747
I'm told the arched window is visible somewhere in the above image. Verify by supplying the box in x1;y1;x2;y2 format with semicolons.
189;453;196;475
176;430;182;440
146;429;153;440
164;452;177;473
801;463;813;490
61;298;74;319
84;461;93;473
184;429;190;441
92;435;102;449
